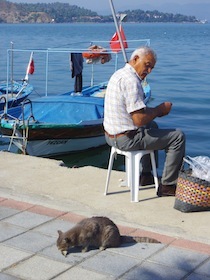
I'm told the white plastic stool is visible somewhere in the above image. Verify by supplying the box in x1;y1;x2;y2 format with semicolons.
104;147;159;202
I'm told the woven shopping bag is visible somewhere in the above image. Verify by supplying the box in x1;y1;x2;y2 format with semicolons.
174;157;210;212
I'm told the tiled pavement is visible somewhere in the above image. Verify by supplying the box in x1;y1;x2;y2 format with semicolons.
0;197;210;280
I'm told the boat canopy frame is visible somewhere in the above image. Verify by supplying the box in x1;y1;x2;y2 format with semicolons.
6;38;150;98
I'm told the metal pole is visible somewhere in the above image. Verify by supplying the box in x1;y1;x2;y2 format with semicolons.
109;0;128;63
6;49;10;114
91;64;94;87
45;50;49;96
10;41;14;97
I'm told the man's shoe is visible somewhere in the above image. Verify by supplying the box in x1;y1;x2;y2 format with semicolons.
157;184;176;197
140;172;154;186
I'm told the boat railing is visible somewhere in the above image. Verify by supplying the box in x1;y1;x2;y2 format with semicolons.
0;96;7;114
6;38;150;97
21;99;36;125
14;82;28;99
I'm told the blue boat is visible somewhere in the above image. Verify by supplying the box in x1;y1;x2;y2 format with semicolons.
0;79;151;157
0;81;34;118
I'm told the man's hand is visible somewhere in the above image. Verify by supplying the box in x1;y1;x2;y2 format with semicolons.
156;102;172;117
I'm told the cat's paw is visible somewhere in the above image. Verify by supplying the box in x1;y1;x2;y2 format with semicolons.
61;250;68;257
99;246;106;251
81;247;88;253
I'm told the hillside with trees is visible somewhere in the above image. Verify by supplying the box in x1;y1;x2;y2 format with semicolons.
0;0;201;24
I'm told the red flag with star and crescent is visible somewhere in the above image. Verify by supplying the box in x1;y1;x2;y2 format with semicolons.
24;52;35;81
110;25;128;52
27;58;35;75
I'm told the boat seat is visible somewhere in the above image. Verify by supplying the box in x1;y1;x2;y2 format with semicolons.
104;147;159;202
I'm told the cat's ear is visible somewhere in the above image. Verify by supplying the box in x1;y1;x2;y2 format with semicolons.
57;230;63;236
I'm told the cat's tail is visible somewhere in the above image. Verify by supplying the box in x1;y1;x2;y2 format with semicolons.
120;235;161;244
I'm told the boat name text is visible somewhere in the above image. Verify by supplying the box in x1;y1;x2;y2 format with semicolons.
47;140;68;145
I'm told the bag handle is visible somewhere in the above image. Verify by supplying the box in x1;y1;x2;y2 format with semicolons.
183;156;196;169
183;156;209;174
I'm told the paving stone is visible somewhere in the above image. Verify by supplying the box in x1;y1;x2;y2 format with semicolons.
0;221;27;242
53;266;115;280
4;231;55;253
194;258;210;276
108;242;164;260
0;273;20;280
186;273;210;280
149;246;209;272
6;255;70;280
0;199;33;210
40;243;98;265
0;244;32;270
3;211;53;229
78;250;139;277
121;261;188;280
0;206;20;220
32;218;75;237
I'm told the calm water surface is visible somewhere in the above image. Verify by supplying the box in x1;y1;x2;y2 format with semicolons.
0;23;209;170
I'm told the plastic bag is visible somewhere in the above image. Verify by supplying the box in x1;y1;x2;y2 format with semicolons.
183;156;210;182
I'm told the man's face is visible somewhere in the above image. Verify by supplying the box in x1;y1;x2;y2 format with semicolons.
134;53;156;80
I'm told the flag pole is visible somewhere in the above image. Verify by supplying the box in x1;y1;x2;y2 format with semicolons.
24;51;34;82
109;0;128;63
10;41;14;97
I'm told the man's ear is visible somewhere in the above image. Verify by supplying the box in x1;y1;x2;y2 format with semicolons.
133;55;139;62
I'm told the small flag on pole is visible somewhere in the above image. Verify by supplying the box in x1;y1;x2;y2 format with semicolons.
24;52;34;81
28;58;34;75
110;25;128;52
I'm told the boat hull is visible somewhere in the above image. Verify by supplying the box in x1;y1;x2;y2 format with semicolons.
0;120;106;157
24;135;106;157
24;123;104;140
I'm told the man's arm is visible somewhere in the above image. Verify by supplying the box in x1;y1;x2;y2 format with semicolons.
131;102;172;127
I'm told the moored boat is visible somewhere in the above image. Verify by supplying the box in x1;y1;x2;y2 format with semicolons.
0;81;34;118
0;79;151;157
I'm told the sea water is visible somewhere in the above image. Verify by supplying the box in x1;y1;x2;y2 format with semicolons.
0;23;209;170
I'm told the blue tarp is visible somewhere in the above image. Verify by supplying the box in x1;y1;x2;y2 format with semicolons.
22;95;104;125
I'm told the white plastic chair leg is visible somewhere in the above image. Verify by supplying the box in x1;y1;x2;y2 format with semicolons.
132;152;140;202
104;148;116;195
150;151;159;191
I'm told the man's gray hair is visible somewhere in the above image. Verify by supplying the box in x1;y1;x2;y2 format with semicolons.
130;46;157;62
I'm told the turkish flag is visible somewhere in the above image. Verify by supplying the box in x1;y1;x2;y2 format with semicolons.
110;25;128;52
27;58;35;75
24;52;35;81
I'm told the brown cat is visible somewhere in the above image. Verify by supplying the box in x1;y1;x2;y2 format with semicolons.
57;216;160;257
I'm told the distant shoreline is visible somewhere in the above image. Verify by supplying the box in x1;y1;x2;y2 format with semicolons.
0;21;208;25
0;1;203;24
